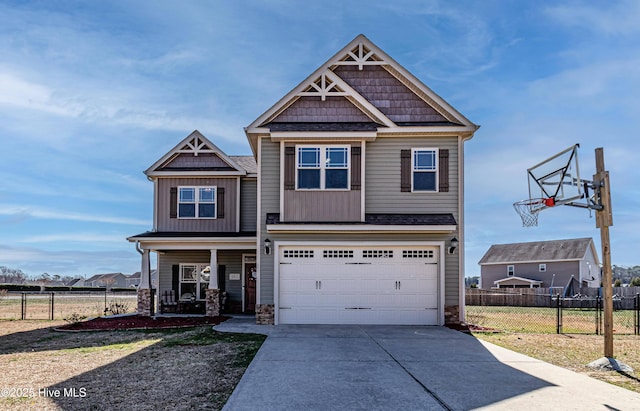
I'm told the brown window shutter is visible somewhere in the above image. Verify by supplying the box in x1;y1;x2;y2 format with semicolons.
170;187;177;218
284;146;295;190
439;149;449;192
350;146;361;190
217;187;225;218
400;149;411;192
172;265;179;293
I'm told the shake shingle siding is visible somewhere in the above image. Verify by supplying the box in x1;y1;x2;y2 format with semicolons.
334;65;448;123
272;96;372;123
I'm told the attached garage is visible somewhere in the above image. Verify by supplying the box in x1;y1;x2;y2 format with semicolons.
275;243;443;325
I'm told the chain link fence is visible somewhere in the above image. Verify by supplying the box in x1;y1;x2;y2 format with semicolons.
466;289;639;335
0;291;138;320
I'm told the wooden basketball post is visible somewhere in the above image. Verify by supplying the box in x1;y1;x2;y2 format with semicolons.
594;148;613;358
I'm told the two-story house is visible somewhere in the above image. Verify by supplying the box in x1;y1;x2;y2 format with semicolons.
129;34;478;325
128;131;258;315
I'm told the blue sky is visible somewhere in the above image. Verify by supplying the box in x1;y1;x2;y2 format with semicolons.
1;1;639;278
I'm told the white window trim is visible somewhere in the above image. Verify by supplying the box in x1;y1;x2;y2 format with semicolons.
539;263;547;272
295;145;351;191
507;265;515;276
178;263;209;301
178;186;217;219
411;148;438;192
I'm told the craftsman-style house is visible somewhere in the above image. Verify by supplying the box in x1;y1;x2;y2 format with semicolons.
129;34;478;325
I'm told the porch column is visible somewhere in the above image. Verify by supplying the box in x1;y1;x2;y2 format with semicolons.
205;249;220;317
137;248;152;316
208;249;218;289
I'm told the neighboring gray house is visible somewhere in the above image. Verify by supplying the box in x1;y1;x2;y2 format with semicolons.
478;238;601;290
129;34;479;325
84;273;129;289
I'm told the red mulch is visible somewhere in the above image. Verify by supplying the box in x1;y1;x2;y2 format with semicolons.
56;315;228;331
446;323;499;333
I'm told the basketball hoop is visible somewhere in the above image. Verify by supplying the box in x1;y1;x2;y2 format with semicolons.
513;198;554;227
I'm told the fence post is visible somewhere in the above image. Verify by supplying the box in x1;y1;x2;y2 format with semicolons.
21;293;26;320
50;292;55;321
556;294;562;334
633;293;640;335
595;296;601;335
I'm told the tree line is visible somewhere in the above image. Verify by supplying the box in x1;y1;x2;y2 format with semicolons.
0;266;81;285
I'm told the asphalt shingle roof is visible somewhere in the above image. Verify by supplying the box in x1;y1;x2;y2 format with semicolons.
478;238;594;265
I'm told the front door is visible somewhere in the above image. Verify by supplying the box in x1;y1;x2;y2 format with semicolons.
244;261;257;313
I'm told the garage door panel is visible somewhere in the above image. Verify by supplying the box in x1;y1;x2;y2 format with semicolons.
278;245;440;325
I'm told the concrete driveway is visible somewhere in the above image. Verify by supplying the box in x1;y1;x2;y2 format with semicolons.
216;318;640;410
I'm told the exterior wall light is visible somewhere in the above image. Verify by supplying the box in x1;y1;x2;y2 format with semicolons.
264;238;272;256
448;237;459;254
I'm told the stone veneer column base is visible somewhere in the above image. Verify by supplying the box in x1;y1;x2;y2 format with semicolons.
444;305;460;324
205;289;221;317
137;289;152;316
255;304;274;325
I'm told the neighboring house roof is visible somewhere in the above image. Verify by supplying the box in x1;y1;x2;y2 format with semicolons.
245;34;479;156
478;238;598;265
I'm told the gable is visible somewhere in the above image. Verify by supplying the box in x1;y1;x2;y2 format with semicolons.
247;34;477;149
146;130;247;177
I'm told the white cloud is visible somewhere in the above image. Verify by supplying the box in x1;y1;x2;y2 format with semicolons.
0;204;149;226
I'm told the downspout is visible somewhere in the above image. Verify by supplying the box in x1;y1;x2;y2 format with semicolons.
135;241;152;289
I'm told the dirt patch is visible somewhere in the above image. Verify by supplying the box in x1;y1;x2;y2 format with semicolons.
0;320;265;410
55;315;228;331
446;322;499;333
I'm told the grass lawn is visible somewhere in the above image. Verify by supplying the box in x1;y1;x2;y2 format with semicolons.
473;332;640;393
0;320;266;410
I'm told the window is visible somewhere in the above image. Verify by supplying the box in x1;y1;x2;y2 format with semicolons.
179;264;210;301
507;265;515;276
412;148;438;191
539;264;547;272
296;146;349;190
178;186;216;218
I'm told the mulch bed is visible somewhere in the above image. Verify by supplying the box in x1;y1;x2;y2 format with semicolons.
55;315;228;331
446;322;499;333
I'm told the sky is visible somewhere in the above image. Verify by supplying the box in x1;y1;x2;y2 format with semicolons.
1;0;639;279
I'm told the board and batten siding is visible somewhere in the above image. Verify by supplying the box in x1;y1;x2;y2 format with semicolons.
366;136;459;218
284;190;361;221
240;178;257;231
157;177;238;232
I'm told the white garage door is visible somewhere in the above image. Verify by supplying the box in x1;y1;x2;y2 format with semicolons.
277;245;440;325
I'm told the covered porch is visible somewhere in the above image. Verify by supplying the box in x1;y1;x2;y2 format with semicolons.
127;233;256;317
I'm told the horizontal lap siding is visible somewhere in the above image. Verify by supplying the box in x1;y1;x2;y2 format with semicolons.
157;177;238;232
240;178;257;231
260;140;280;304
366;137;459;216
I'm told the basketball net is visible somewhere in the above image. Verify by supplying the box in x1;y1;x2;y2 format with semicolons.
513;198;553;227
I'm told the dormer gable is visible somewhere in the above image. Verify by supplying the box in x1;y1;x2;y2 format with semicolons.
145;130;249;178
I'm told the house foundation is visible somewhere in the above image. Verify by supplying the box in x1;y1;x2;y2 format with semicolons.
137;289;152;316
205;288;220;317
255;304;274;325
444;305;460;324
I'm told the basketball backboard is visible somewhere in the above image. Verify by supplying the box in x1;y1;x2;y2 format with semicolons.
526;144;583;212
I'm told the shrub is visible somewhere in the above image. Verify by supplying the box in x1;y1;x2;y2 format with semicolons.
106;299;131;315
64;312;87;323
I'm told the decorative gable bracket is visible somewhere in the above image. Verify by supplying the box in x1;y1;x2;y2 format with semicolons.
179;134;215;157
